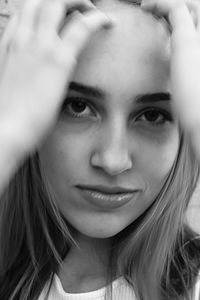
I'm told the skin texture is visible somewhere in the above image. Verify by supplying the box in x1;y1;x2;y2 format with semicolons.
39;1;179;293
0;0;200;295
39;0;179;239
142;0;200;162
38;0;180;292
0;0;112;194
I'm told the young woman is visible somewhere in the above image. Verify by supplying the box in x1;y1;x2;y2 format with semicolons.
0;0;199;299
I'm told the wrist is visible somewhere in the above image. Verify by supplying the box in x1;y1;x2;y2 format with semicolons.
0;118;33;164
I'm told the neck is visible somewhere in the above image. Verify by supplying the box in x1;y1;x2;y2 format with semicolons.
58;234;113;293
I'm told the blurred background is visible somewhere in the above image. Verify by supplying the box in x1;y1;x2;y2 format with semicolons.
0;0;200;234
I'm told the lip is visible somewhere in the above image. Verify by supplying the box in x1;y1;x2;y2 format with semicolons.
76;185;139;209
77;185;136;194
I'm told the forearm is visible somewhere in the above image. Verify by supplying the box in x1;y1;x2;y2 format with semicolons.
0;119;30;196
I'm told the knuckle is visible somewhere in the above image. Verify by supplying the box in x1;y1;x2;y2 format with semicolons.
9;35;24;52
74;12;91;30
35;38;54;56
10;27;32;50
76;11;101;33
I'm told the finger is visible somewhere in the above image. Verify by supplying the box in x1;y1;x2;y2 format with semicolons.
18;0;43;30
36;0;66;39
0;14;19;72
37;0;95;36
141;0;197;46
0;14;19;49
141;0;180;16
187;0;200;33
171;3;197;48
61;9;113;58
196;3;200;33
64;0;95;12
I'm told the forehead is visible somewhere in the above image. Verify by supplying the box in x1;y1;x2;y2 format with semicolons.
73;0;170;95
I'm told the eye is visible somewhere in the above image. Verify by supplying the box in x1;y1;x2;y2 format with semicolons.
136;108;172;126
61;97;96;118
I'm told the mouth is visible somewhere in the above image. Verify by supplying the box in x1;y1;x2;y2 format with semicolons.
76;185;139;209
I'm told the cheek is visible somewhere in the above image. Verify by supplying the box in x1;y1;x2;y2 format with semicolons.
38;130;91;182
136;129;180;187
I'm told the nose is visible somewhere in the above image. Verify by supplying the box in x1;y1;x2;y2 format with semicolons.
90;121;133;176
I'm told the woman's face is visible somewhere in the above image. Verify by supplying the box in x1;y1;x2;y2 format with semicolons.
39;0;179;238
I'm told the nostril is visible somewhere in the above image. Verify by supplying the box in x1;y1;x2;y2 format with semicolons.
90;149;132;176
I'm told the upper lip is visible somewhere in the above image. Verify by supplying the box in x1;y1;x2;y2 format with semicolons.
76;185;138;194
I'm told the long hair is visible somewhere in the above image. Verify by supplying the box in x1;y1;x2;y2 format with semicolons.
0;152;75;300
111;130;200;300
0;127;200;300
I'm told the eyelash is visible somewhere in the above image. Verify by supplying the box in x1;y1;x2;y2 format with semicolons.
61;97;172;126
62;97;97;119
136;107;173;126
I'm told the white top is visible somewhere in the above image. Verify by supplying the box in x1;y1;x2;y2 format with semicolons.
38;273;200;300
38;274;136;300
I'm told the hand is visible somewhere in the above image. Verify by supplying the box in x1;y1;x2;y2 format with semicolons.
141;0;200;160
0;0;112;154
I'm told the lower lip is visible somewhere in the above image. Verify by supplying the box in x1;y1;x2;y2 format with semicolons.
77;188;137;209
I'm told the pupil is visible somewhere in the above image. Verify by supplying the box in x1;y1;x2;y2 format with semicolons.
72;101;86;113
145;111;159;122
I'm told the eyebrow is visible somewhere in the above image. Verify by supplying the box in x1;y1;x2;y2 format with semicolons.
69;82;105;98
68;81;171;104
135;92;171;104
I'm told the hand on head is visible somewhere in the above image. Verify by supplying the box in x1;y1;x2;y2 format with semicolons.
142;0;200;161
1;0;200;188
0;0;114;194
0;0;113;153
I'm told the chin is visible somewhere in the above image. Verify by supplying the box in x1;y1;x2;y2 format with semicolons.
62;211;135;239
72;222;129;239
